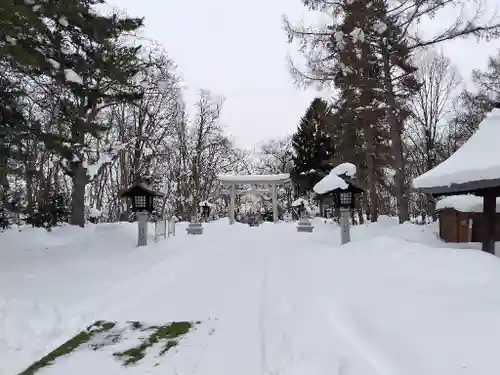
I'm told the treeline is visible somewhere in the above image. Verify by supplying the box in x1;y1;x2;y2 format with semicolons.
1;0;499;230
285;0;500;223
0;0;254;229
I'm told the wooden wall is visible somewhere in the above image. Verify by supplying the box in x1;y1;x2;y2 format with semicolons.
438;208;500;243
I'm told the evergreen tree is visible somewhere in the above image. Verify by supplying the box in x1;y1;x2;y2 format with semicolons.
291;98;336;194
286;0;499;223
319;0;395;221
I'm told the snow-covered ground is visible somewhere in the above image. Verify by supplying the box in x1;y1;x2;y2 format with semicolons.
2;218;500;374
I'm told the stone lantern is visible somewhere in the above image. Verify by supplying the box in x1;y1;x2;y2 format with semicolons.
120;179;163;246
331;174;364;244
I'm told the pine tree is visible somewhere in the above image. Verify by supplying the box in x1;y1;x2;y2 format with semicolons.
0;76;34;227
319;0;393;221
291;98;336;194
286;0;499;222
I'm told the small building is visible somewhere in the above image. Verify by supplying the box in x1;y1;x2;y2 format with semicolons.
413;104;500;254
436;195;500;243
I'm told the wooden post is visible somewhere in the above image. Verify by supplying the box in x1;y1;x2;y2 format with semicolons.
482;189;496;254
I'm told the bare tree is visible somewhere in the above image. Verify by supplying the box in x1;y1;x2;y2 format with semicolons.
406;49;461;219
256;136;294;174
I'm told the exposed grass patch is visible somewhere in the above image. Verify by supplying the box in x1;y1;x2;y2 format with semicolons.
128;320;145;331
113;321;197;366
18;320;201;373
19;320;116;375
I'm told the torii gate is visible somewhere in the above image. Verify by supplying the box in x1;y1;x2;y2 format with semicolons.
218;174;290;224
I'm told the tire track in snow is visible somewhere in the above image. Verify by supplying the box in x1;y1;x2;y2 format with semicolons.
320;300;402;375
65;235;229;323
258;245;270;375
267;234;386;375
290;243;399;375
99;239;233;320
255;230;293;375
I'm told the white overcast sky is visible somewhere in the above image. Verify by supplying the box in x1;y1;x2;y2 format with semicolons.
106;0;500;149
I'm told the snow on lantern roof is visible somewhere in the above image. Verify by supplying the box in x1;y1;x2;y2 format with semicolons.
436;195;500;213
331;162;356;178
199;201;215;207
313;162;359;194
217;173;290;184
291;198;307;207
313;171;349;194
413;107;500;194
119;181;163;197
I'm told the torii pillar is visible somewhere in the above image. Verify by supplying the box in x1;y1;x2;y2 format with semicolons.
229;185;236;225
271;183;278;222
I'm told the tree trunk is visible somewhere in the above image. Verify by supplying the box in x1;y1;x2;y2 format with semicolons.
70;124;87;227
0;143;9;195
358;203;364;225
71;164;86;227
382;44;409;223
366;135;378;223
25;167;35;217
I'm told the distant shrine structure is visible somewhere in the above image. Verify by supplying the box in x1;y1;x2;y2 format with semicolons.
218;174;290;224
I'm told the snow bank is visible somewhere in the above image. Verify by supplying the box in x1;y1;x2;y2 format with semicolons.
436;195;500;212
414;108;500;189
321;236;500;375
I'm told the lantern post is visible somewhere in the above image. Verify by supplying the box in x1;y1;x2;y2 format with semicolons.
334;190;354;245
313;166;364;245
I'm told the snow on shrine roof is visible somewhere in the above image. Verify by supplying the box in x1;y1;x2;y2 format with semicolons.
217;173;290;184
436;195;500;213
413;108;500;193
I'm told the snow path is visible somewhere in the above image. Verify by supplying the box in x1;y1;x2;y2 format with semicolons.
4;220;500;375
261;235;382;375
92;224;384;375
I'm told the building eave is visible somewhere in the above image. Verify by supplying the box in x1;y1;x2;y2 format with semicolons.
414;178;500;196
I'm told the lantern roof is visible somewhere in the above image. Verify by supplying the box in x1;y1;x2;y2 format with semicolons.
119;180;164;198
313;170;364;196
